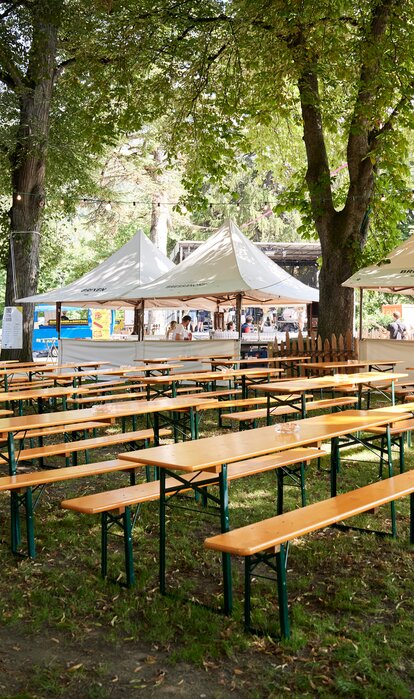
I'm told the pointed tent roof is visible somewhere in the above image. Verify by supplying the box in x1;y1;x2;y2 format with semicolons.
343;234;414;293
17;230;178;308
119;219;319;305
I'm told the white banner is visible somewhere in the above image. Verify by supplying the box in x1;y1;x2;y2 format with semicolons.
2;306;23;349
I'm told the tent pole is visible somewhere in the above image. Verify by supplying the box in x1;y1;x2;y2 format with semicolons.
235;294;242;358
235;294;242;334
358;288;363;340
56;302;61;339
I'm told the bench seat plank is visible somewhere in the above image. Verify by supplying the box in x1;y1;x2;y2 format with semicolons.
221;396;358;422
61;447;327;514
12;420;112;439
3;428;172;462
204;469;414;556
0;458;142;491
67;392;147;405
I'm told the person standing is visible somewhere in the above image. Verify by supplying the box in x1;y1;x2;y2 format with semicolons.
387;311;407;340
173;315;193;341
241;315;254;333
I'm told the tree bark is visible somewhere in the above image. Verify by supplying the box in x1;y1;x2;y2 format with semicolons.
296;1;396;340
148;147;171;333
1;0;62;360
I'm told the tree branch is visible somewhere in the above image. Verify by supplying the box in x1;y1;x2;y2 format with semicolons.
345;0;400;213
0;38;24;89
298;65;334;222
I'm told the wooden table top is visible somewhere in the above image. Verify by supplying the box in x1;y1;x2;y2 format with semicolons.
0;362;109;376
0;385;89;402
0;394;218;434
48;364;183;379
205;356;311;367
137;367;284;385
297;359;403;370
119;408;409;472
255;372;408;394
135;354;237;363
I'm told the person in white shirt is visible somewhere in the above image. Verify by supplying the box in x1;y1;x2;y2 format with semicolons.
172;315;193;341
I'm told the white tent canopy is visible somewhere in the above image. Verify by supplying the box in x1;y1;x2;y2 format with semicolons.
17;230;186;308
119;219;319;306
343;234;414;293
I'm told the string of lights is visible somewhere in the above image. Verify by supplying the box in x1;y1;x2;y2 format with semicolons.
11;191;400;210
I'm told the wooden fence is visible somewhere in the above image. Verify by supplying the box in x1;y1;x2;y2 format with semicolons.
268;330;358;364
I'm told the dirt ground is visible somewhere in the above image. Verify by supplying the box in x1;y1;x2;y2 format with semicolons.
0;625;266;698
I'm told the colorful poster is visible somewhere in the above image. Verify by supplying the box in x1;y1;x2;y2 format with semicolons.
2;306;23;349
91;309;111;340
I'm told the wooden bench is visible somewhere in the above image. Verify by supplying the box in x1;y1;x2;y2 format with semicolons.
2;427;172;468
12;420;112;441
67;392;147;406
60;447;327;587
220;396;358;428
204;470;414;639
82;383;144;396
7;379;73;391
0;458;143;557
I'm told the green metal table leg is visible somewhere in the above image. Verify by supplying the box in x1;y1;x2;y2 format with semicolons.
330;436;340;497
24;488;36;558
159;469;166;595
101;512;108;578
219;463;232;615
410;493;414;544
244;555;252;631
153;411;160;446
276;544;290;639
189;407;196;440
10;491;21;552
301;393;307;418
385;425;397;538
8;432;17;476
123;506;135;587
276;469;284;514
300;462;307;506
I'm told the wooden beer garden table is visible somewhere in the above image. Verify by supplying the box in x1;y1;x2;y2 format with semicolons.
0;393;225;476
119;407;409;614
137;366;284;400
297;359;403;376
256;372;408;420
203;355;311;376
135;353;237;364
49;364;184;386
0;385;90;415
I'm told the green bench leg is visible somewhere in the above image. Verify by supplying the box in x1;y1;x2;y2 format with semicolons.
101;508;135;587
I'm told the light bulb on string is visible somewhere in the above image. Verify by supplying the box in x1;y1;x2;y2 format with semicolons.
105;202;112;212
16;194;22;201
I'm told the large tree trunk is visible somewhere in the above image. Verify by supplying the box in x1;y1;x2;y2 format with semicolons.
1;1;61;360
147;147;171;334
